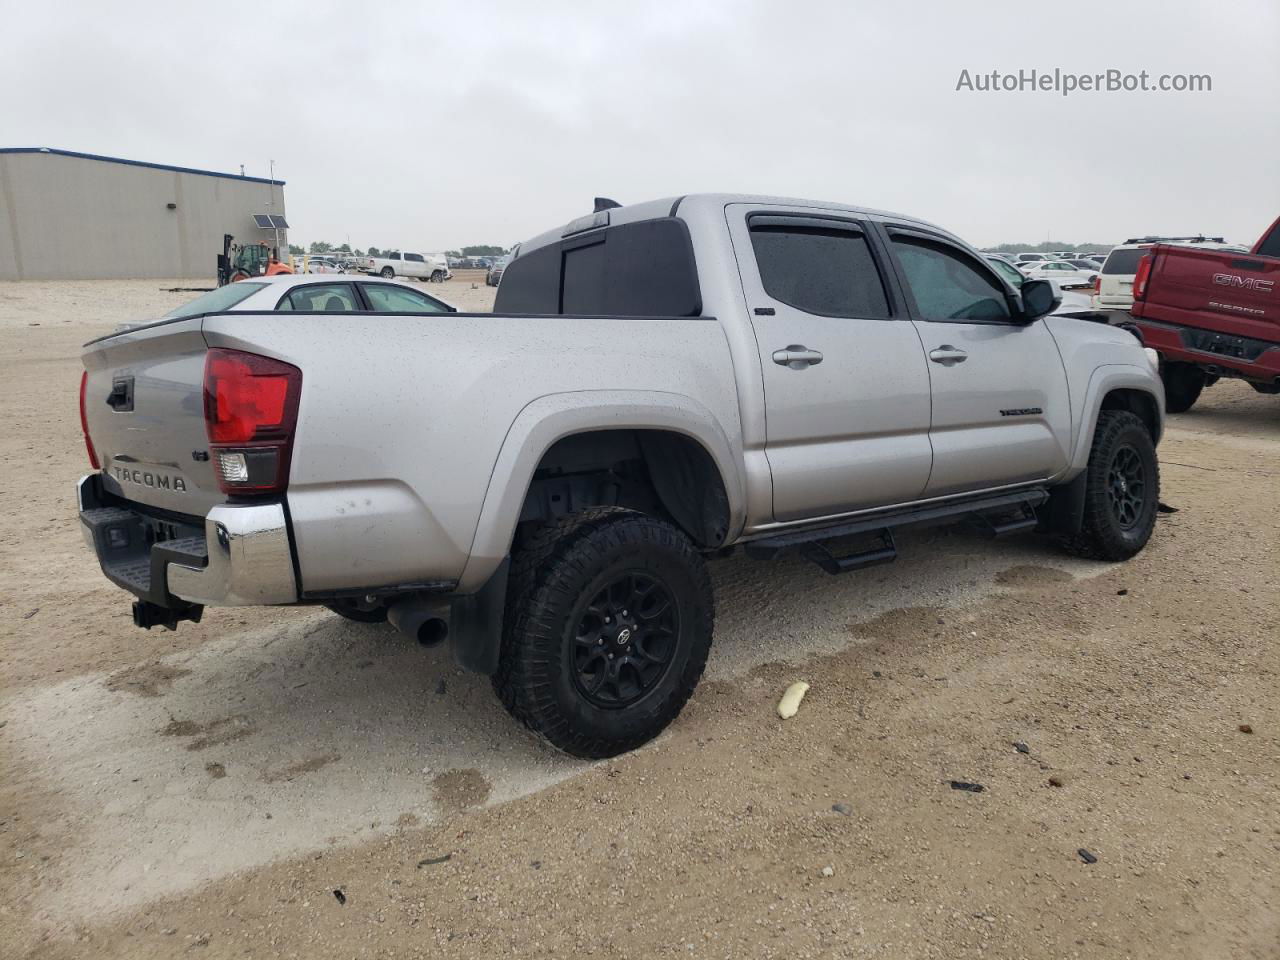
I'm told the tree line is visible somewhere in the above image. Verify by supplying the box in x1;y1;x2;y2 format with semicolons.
287;242;508;258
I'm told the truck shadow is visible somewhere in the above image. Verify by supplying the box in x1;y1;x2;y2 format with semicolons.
10;522;1099;918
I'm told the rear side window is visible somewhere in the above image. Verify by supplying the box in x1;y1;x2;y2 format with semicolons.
1102;248;1148;274
749;221;890;318
494;218;701;316
362;284;449;312
404;253;424;263
278;283;359;312
891;236;1011;322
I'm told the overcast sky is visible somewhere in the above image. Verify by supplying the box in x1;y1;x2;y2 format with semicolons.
4;0;1277;250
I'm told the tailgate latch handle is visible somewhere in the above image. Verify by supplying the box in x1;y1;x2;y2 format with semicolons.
106;377;135;412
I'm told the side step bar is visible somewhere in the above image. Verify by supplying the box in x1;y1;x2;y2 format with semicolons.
744;488;1049;575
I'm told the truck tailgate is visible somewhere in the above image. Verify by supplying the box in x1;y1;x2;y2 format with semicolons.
81;319;222;517
1137;245;1280;342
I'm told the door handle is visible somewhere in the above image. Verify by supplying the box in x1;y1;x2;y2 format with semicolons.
928;346;968;366
772;345;824;369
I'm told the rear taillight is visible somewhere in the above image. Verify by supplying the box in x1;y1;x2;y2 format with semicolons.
1132;253;1154;301
78;370;100;469
203;348;302;495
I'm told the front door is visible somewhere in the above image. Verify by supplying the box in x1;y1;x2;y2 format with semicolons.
727;205;934;523
881;226;1071;497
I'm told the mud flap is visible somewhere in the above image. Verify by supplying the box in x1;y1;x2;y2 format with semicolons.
449;558;510;675
1042;472;1087;534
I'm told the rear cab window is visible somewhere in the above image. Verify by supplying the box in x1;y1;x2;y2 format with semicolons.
494;218;701;317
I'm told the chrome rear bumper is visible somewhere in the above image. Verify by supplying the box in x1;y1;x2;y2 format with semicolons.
78;474;297;608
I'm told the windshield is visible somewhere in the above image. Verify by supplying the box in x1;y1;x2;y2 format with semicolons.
164;283;266;319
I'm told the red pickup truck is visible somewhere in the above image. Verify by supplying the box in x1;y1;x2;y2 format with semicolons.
1131;215;1280;411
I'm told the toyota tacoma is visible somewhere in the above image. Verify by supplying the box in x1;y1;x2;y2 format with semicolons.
77;194;1165;758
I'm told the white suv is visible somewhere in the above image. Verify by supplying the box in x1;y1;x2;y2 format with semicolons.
1095;237;1245;311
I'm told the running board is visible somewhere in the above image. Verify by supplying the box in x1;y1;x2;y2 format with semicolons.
744;488;1049;574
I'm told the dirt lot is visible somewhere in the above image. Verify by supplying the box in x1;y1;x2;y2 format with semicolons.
1;276;1277;959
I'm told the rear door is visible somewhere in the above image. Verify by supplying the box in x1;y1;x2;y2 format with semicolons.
879;225;1070;498
726;204;933;522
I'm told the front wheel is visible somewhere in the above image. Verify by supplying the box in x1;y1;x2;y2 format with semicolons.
1061;410;1160;561
380;266;395;279
494;509;714;758
1161;361;1205;413
430;270;445;282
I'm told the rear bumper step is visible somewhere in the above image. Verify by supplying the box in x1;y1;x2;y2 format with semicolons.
78;474;297;611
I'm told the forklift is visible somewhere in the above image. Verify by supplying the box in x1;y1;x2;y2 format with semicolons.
216;234;293;286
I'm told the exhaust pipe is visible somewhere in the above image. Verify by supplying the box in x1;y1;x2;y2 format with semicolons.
387;597;449;647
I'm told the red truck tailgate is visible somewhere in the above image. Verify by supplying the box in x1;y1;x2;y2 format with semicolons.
1133;244;1279;343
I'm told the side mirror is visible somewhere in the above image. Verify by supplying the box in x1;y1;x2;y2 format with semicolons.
1019;278;1059;321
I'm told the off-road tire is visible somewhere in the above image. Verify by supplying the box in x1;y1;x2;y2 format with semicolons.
1061;410;1160;561
325;601;388;623
430;270;444;282
493;508;714;758
1161;361;1204;414
379;266;395;279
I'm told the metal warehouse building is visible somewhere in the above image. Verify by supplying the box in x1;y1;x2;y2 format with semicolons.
0;147;287;281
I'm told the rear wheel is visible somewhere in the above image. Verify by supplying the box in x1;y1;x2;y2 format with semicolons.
325;601;388;623
1062;410;1160;561
1161;361;1205;413
493;509;714;758
380;266;395;279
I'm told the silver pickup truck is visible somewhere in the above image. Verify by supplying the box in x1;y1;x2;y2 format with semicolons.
77;194;1164;758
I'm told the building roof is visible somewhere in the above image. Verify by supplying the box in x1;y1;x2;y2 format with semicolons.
0;147;285;185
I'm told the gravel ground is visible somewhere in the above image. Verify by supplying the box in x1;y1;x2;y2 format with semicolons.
1;276;1276;958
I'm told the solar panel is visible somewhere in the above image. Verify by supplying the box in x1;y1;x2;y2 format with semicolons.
269;214;289;229
253;214;273;229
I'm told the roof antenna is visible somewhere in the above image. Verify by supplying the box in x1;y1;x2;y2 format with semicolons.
593;197;621;212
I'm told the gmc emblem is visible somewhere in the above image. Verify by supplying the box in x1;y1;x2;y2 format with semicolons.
1212;273;1274;293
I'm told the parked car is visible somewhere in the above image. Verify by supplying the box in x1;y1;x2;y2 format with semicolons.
76;193;1164;759
299;255;344;275
984;256;1093;314
1129;215;1280;412
486;255;510;286
110;275;455;328
1021;260;1098;289
1095;237;1246;313
362;251;451;282
1015;252;1049;263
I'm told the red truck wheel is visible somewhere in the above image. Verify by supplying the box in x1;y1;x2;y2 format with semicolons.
1161;362;1205;414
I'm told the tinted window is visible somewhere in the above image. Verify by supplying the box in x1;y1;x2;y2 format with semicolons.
1102;248;1147;274
404;253;424;263
278;283;359;312
1257;222;1280;258
892;237;1011;322
988;258;1025;288
495;218;701;316
362;284;448;313
164;282;266;318
749;223;890;318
